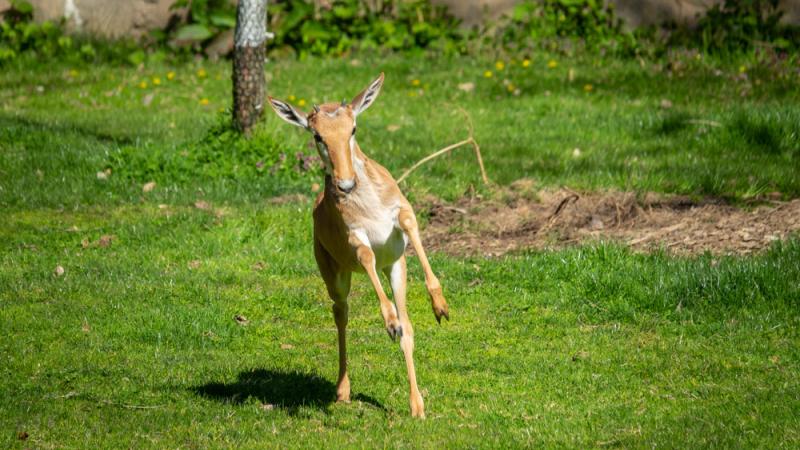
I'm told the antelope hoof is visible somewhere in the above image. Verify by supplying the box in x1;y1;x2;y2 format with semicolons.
429;287;450;324
336;376;350;403
410;394;425;418
386;322;403;341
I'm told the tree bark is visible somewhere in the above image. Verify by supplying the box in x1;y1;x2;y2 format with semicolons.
232;0;269;135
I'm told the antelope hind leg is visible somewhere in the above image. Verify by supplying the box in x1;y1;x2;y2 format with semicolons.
384;256;425;418
315;239;352;402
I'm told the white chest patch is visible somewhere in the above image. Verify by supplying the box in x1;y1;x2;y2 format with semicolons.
348;161;407;270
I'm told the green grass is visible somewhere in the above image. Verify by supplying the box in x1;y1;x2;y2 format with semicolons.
1;53;799;448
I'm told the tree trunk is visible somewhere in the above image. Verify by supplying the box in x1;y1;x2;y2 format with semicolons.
232;0;269;135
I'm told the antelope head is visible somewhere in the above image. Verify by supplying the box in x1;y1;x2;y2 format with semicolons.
269;73;385;195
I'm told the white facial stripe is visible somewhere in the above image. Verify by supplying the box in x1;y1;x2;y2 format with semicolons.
316;140;333;173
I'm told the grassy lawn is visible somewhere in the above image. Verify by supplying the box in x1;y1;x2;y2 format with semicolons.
1;53;799;448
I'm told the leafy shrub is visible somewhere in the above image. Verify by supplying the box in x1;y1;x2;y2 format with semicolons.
1;0;67;63
665;0;800;54
493;0;644;57
0;0;144;65
267;0;468;57
110;116;321;185
156;0;237;53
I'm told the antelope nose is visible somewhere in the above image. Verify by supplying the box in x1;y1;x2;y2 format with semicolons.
337;178;355;194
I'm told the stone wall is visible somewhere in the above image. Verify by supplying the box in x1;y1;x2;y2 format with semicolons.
0;0;182;38
432;0;800;27
1;0;798;38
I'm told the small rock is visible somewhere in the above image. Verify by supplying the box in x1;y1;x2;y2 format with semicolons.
188;260;201;269
96;171;108;180
142;181;156;193
194;200;211;210
97;235;115;247
142;93;155;106
572;351;589;362
660;99;673;109
386;124;401;132
234;314;249;325
54;265;65;277
280;343;294;350
572;148;582;158
457;82;475;92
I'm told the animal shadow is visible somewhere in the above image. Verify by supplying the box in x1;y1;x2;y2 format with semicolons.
192;368;385;414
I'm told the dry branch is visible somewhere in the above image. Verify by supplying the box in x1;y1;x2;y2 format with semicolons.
397;109;488;185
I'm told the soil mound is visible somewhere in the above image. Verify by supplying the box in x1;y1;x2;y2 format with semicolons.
419;180;800;257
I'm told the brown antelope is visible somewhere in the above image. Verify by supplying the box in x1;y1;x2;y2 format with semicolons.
268;73;449;418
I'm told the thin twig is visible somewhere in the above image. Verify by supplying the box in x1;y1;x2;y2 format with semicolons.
47;392;163;410
397;108;488;185
397;138;488;185
685;119;722;128
548;194;579;220
100;400;164;410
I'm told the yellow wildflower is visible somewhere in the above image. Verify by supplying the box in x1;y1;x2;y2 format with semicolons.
583;83;594;92
495;61;505;71
197;68;207;78
507;83;515;92
199;98;210;105
152;77;161;86
166;71;176;80
288;94;296;102
547;60;558;69
522;59;531;68
411;79;420;86
484;70;493;78
298;99;306;107
739;65;747;73
139;81;148;89
68;69;78;78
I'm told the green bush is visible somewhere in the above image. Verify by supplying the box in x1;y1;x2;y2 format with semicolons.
109;116;321;185
492;0;645;57
665;0;800;54
2;0;799;66
267;0;468;58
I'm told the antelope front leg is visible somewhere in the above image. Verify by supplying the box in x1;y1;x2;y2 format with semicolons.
350;233;403;340
384;256;425;418
398;208;450;322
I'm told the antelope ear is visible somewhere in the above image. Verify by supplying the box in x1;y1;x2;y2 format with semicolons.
268;97;308;128
350;72;384;116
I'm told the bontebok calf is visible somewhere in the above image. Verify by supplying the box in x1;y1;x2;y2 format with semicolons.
268;73;449;418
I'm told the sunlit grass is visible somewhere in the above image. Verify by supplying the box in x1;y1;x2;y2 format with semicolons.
0;53;799;448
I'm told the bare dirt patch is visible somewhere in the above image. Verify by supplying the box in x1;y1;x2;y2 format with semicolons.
419;179;800;257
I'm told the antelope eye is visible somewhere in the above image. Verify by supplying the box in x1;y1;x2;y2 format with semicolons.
313;133;322;143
